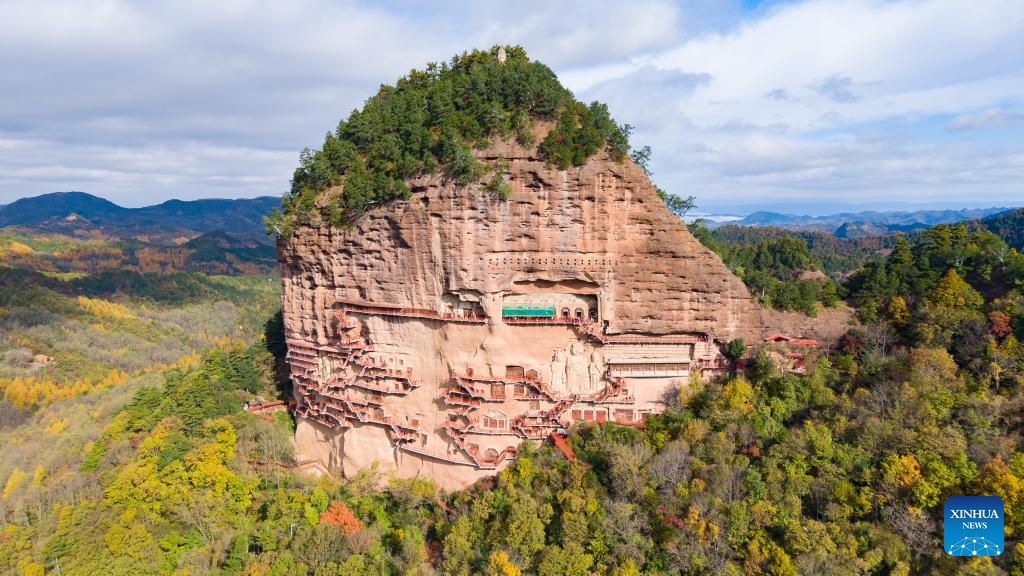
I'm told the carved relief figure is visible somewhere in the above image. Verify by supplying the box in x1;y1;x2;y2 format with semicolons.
550;347;567;392
567;342;589;393
588;350;604;392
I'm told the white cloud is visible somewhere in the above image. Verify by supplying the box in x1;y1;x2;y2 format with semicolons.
0;0;1021;211
574;0;1024;210
465;0;685;68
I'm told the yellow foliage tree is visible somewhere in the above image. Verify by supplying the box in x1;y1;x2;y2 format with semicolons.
975;457;1024;538
609;559;642;576
721;376;755;414
486;550;522;576
887;296;910;326
2;468;26;499
1;369;128;409
928;269;983;310
744;538;797;576
6;241;34;255
31;466;45;487
76;295;134;320
103;507;154;559
883;454;923;488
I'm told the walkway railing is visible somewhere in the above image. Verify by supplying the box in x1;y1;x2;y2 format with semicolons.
337;299;487;324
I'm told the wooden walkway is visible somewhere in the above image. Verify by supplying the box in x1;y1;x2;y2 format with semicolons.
337;299;487;324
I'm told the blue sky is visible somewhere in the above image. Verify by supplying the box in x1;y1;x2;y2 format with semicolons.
0;0;1021;214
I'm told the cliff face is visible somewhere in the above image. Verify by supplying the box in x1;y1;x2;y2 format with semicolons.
279;138;760;344
278;136;763;489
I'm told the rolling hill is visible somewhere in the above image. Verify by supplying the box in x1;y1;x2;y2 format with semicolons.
980;207;1024;250
0;191;279;243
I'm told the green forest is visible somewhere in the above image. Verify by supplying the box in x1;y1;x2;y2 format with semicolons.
689;222;843;316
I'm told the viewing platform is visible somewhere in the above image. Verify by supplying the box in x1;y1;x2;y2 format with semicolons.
442;424;518;469
578;321;708;345
286;338;364;355
448;376;507;402
352;360;421;392
309;395;419;441
315;388;385;407
452;370;558;401
442;389;482;408
447;418;520;436
502;316;588;326
336;299;487;324
304;405;347;430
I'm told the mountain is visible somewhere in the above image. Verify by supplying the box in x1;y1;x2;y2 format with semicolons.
980;207;1024;250
0;191;279;243
134;198;279;237
733;207;1014;236
832;220;929;238
0;191;128;226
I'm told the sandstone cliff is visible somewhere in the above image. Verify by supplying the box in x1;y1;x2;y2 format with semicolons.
278;136;762;346
278;133;767;489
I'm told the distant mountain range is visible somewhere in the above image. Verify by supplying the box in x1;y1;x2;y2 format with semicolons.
0;191;280;243
719;207;1016;237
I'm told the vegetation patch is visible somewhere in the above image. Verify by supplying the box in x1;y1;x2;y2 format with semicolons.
690;221;842;314
265;46;631;234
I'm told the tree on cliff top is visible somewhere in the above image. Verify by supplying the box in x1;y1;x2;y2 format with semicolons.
265;45;633;235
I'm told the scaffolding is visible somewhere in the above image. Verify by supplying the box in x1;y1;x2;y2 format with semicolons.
287;308;420;442
288;298;672;473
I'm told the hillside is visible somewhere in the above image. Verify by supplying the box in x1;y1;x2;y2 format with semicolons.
0;219;285;573
0;227;277;276
0;192;279;243
703;223;898;277
0;230;280;411
981;207;1024;250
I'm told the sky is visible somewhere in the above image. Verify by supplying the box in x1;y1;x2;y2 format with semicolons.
0;0;1022;214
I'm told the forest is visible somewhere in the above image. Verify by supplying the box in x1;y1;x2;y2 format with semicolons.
981;209;1024;251
689;221;843;316
2;209;1023;574
703;224;898;278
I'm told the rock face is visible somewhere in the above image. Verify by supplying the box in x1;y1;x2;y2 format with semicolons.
278;136;763;489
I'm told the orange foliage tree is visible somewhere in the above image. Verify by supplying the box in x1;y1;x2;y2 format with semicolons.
319;500;362;535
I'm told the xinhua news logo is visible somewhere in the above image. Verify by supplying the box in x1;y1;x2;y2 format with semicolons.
944;496;1004;557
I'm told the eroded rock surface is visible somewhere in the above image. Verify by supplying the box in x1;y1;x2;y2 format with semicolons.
279;137;766;489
